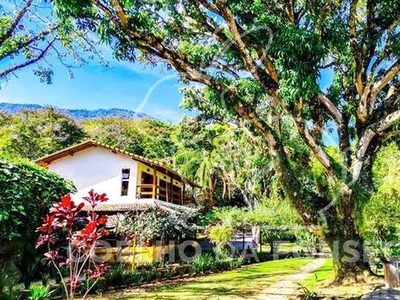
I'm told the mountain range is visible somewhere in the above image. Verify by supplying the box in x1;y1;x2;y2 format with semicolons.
0;102;151;120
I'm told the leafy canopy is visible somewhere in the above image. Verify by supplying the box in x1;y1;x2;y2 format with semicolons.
0;0;101;83
0;107;86;160
81;117;176;161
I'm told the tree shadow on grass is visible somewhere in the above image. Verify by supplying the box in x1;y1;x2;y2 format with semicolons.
116;271;295;299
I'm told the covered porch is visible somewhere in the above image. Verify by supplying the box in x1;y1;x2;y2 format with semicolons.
135;162;200;207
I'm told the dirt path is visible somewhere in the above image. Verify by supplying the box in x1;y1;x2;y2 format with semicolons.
255;258;327;300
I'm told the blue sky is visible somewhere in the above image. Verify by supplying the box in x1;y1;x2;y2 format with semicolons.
0;54;190;123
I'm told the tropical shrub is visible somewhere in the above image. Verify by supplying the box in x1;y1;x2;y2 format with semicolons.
362;143;400;269
105;265;125;287
295;232;322;253
0;159;74;287
208;224;235;248
196;254;213;273
117;207;198;246
36;190;109;300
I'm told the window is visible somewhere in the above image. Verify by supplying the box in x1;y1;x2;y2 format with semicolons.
121;168;130;196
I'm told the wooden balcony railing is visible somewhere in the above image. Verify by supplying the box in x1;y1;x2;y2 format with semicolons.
136;183;195;206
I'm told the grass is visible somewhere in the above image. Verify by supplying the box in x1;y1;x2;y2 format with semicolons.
300;259;385;299
301;258;334;290
100;258;313;299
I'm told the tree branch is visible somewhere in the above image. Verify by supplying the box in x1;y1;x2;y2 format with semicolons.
0;28;55;61
349;0;364;98
0;38;56;79
353;109;400;182
0;0;33;45
370;60;400;99
293;116;336;184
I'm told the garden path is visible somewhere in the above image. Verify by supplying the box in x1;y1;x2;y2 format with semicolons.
256;258;327;300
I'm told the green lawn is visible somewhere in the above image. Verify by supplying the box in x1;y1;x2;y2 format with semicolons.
108;258;313;299
301;258;334;290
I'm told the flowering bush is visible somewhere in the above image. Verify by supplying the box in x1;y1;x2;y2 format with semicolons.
117;207;199;246
36;190;109;299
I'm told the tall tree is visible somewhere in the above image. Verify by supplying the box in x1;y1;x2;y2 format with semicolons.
54;0;400;282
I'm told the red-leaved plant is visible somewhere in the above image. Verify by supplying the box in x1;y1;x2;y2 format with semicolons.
36;189;109;299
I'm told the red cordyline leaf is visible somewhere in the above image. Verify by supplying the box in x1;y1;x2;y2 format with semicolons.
70;220;109;251
35;214;62;249
82;189;109;208
44;249;59;260
36;214;56;234
36;234;57;249
97;215;107;225
58;257;70;268
49;195;84;225
89;212;108;225
86;263;108;280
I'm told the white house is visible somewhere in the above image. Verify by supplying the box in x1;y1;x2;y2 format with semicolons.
35;140;200;213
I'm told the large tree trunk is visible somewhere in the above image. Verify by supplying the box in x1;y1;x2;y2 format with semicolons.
324;217;373;283
240;102;375;283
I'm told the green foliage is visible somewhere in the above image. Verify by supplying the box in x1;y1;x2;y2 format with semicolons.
192;253;214;273
104;265;125;287
28;285;53;300
81;117;176;161
0;0;100;82
209;225;235;247
0;108;85;160
362;142;400;261
173;117;273;209
0;159;74;244
296;281;320;300
0;158;74;289
208;199;300;252
210;207;248;228
0;262;20;298
192;252;243;274
117;207;198;245
209;198;300;229
364;142;400;230
295;232;322;253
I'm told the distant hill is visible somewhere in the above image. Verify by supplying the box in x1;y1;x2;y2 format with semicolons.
0;103;152;120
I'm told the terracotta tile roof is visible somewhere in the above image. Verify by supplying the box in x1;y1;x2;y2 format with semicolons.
82;199;196;213
35;140;201;188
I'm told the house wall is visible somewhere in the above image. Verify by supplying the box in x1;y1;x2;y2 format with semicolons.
47;146;138;203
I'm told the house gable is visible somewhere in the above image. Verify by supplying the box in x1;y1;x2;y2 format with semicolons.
36;140;201;209
47;146;138;202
